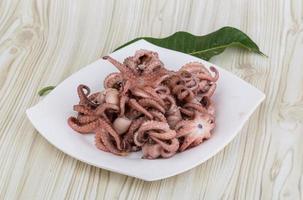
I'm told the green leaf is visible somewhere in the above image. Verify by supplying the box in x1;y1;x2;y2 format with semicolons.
115;26;266;60
38;86;55;96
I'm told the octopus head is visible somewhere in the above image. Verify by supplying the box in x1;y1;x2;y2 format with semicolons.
98;88;120;105
125;49;164;75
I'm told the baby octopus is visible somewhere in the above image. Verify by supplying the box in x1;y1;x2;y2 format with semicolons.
67;49;219;159
175;112;215;151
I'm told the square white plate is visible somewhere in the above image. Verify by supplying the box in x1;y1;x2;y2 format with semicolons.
26;40;265;181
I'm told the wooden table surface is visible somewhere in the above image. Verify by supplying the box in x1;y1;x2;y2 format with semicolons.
0;0;302;199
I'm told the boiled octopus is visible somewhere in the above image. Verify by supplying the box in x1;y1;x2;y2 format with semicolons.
68;49;219;159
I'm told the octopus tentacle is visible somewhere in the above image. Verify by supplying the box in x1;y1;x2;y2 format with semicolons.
94;103;119;116
125;109;142;120
151;72;170;86
151;137;179;152
175;120;196;137
166;112;182;129
179;108;195;117
95;128;109;152
143;60;164;74
131;87;152;98
123;56;138;73
167;74;185;87
98;118;122;150
197;80;209;93
160;149;177;158
128;99;153;119
94;103;119;123
179;70;200;92
183;102;208;113
122;117;145;150
178;70;193;80
96;127;127;156
77;115;99;124
138;98;165;113
200;96;216;115
142;86;166;106
179;71;199;91
180;62;211;75
203;83;216;97
185;79;199;91
149;130;176;140
119;95;129;116
73;105;94;115
142;143;162;159
200;96;211;107
104;72;123;89
172;85;194;101
160;94;182;128
67;117;99;134
175;120;189;130
133;131;147;147
77;84;90;104
120;80;129;95
196;66;219;82
137;121;170;133
149;110;167;122
155;85;170;95
125;117;145;138
160;94;176;110
192;134;211;146
103;56;134;77
133;121;170;146
179;136;197;151
176;126;195;138
88;92;102;104
77;84;98;107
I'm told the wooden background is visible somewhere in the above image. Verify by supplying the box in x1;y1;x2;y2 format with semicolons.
0;0;302;199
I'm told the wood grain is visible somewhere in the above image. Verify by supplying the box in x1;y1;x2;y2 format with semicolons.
0;0;302;199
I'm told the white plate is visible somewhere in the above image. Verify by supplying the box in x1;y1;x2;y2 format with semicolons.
26;40;265;181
